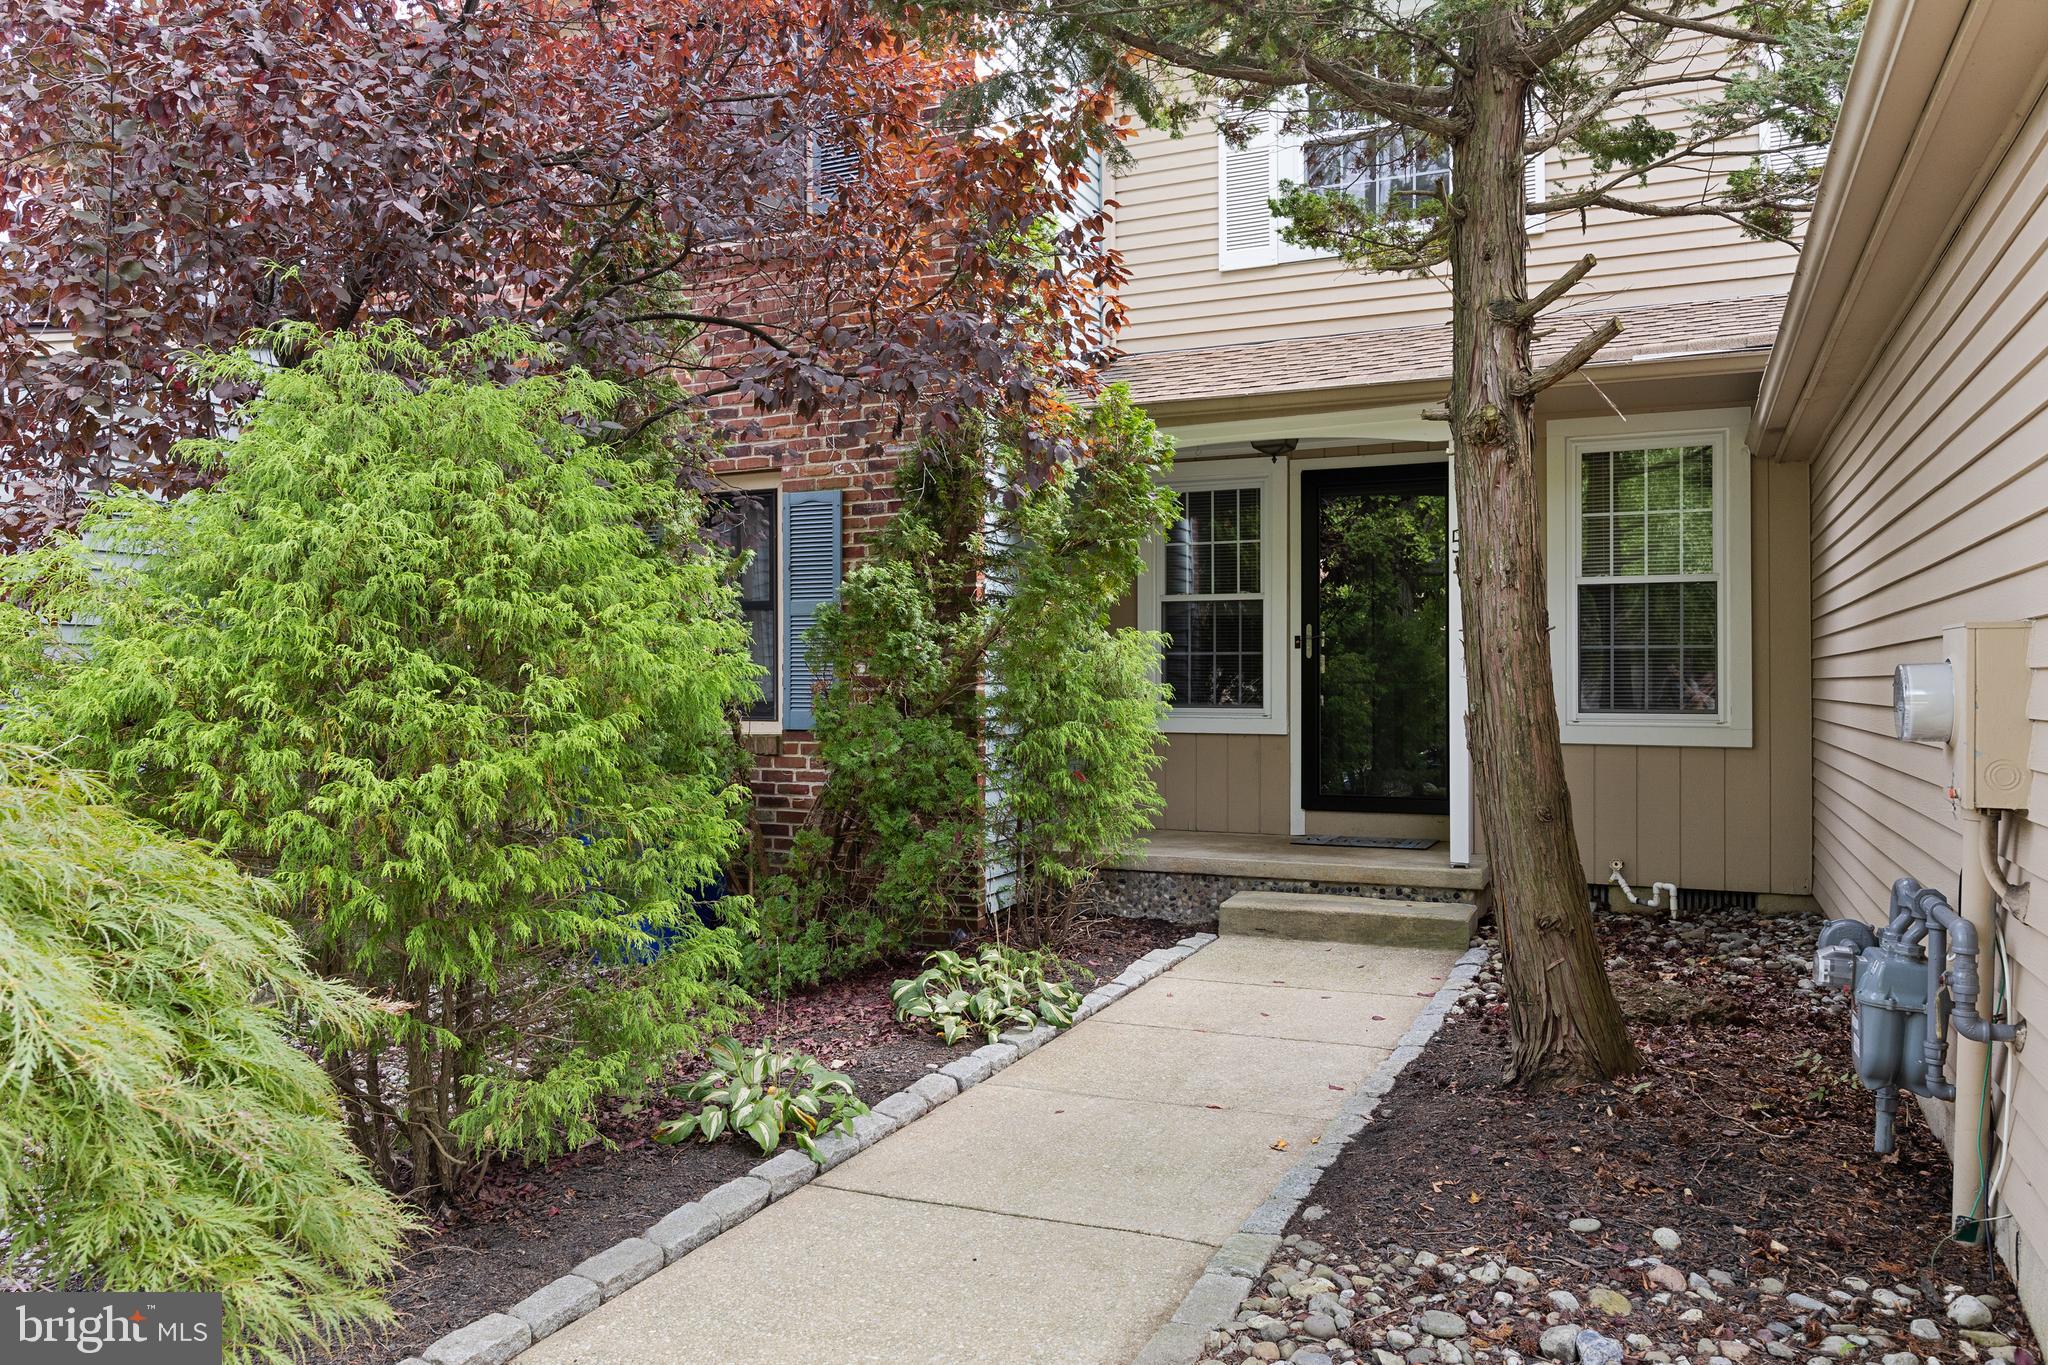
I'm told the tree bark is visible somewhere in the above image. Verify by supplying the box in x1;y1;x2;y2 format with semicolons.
1447;17;1640;1086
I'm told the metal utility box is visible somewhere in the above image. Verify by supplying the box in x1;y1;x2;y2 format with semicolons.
1943;622;2033;813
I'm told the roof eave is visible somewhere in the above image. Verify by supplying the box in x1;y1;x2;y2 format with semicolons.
1750;0;2048;462
1135;345;1771;428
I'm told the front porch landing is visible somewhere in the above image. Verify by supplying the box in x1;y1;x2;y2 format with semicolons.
1109;829;1490;895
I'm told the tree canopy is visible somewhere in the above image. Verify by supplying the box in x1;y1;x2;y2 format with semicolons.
0;0;1120;545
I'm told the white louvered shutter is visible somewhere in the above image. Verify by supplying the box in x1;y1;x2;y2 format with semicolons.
1524;151;1547;234
810;133;861;207
1758;121;1826;174
781;489;842;729
1217;108;1280;271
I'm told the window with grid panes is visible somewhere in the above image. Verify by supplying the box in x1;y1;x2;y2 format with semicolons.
1161;486;1266;709
1300;109;1451;217
1574;445;1719;715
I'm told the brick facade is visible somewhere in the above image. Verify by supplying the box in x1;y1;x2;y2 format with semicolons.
703;384;916;872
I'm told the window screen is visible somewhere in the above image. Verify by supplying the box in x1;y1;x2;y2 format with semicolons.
1575;445;1718;714
1161;486;1265;709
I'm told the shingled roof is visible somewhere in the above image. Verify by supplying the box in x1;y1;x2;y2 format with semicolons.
1104;292;1787;408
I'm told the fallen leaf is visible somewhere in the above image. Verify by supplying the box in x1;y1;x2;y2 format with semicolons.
1272;1139;1289;1151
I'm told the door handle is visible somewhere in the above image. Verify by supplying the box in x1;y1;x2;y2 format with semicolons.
1294;624;1315;660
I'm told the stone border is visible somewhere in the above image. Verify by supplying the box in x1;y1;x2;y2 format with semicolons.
1130;941;1494;1365
402;933;1221;1365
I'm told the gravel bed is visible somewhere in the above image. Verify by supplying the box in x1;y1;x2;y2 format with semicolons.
1193;907;2038;1365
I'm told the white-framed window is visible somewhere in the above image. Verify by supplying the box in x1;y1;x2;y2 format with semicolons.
1138;456;1289;734
1219;101;1544;271
1544;409;1753;748
1297;101;1450;219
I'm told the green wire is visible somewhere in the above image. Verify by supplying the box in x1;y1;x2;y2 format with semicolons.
1928;945;2008;1264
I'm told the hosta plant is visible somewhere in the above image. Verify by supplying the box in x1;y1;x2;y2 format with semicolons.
891;945;1085;1046
654;1040;867;1161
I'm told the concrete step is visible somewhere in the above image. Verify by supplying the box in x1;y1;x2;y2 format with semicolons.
1219;890;1478;948
1109;832;1489;899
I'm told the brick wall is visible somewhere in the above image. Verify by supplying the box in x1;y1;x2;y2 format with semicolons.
702;377;917;869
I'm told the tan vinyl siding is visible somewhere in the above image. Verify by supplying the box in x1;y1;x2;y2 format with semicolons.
1802;87;2048;1282
1112;86;1800;355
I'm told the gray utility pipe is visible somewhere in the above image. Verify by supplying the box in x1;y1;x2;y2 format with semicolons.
1890;872;2020;1178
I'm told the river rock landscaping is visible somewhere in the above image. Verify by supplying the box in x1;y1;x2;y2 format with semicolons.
1194;906;2039;1365
310;913;1197;1365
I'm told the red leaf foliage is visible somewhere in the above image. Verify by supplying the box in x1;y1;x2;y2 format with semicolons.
0;0;1125;546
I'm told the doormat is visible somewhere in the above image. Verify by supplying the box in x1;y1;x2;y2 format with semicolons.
1290;835;1438;850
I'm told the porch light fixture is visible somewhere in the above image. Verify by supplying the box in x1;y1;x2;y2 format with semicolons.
1249;438;1298;459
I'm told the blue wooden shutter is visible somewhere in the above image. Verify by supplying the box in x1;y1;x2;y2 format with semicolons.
781;489;843;729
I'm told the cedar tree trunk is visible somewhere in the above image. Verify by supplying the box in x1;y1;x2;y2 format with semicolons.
1447;20;1641;1085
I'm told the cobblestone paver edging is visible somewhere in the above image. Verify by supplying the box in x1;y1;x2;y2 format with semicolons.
402;933;1221;1365
1131;942;1494;1365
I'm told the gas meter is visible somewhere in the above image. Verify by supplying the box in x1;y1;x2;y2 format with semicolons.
1814;878;2021;1153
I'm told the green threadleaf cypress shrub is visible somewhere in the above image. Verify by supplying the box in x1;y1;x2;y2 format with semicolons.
7;323;761;1195
0;746;411;1364
751;389;1176;988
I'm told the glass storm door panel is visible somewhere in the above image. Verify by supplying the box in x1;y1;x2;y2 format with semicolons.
1301;465;1451;813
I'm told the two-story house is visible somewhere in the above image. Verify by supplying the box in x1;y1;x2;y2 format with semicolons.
1095;46;1817;925
1098;2;2048;1334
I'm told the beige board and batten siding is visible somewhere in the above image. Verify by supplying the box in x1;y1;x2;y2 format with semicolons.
1558;454;1813;896
1798;75;2048;1283
1104;593;1294;835
1110;81;1802;355
1134;426;1813;895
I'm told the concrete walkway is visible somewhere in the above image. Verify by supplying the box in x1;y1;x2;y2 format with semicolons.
515;935;1462;1365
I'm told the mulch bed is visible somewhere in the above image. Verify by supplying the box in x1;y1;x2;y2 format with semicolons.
318;912;1199;1365
1243;905;2037;1365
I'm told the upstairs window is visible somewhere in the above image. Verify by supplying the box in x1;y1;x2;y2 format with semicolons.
1219;100;1544;271
1298;108;1450;217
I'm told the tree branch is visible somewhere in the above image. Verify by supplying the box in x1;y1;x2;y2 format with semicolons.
1076;5;1460;136
1492;253;1597;326
1514;318;1623;397
1619;3;1774;43
1532;118;1763;215
1527;22;1671;154
1523;0;1637;70
1552;192;1803;247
